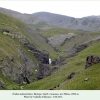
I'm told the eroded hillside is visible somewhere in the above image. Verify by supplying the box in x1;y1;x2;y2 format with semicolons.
0;12;58;90
0;10;100;90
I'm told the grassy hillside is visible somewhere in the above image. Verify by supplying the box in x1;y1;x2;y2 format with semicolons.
1;11;100;90
28;21;53;30
24;41;100;90
0;13;36;89
0;12;62;90
0;12;59;59
39;28;83;38
38;27;100;54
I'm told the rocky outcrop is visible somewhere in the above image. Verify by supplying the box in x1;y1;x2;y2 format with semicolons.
37;64;51;80
67;72;75;79
67;36;100;56
1;29;10;33
0;48;36;84
48;33;75;47
24;43;51;80
67;44;88;55
1;28;51;83
0;78;5;89
85;55;100;69
51;56;65;66
1;29;30;45
24;44;49;64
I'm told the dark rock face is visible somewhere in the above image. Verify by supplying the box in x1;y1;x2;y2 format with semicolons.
1;49;35;84
67;44;88;55
51;56;65;66
23;77;30;84
40;50;49;64
85;55;100;69
24;44;49;64
76;44;88;52
67;72;75;79
37;64;51;80
1;29;10;33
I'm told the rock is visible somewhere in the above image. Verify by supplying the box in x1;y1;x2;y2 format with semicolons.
23;81;27;84
51;56;65;66
67;44;88;54
48;34;75;47
20;86;24;90
67;72;75;79
40;50;49;64
76;44;88;52
1;49;35;84
1;29;10;33
85;55;100;69
56;84;60;87
37;64;51;80
23;77;30;84
50;88;54;90
53;86;56;88
0;78;5;89
24;44;49;64
84;78;90;81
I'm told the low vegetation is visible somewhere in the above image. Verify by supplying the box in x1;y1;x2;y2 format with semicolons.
0;11;100;90
24;41;100;90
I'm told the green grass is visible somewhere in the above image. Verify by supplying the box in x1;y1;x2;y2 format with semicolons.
58;63;100;90
0;70;20;90
0;33;19;58
0;11;62;90
1;11;100;90
24;41;100;90
0;12;41;89
28;21;52;30
39;28;84;38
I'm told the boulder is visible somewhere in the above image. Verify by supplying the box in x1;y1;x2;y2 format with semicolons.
85;55;100;69
1;29;10;33
67;72;75;79
84;78;90;81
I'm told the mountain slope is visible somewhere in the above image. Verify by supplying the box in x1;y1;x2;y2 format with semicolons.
0;12;42;89
24;41;100;90
0;12;58;90
1;8;100;90
34;12;100;31
0;7;52;30
1;7;100;32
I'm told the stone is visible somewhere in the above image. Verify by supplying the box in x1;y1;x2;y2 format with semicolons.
23;77;30;84
51;56;65;66
0;78;5;89
67;72;75;79
1;29;10;33
84;78;90;81
85;55;100;69
20;86;24;89
37;64;51;80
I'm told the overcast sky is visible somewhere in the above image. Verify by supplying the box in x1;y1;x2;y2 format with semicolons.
0;0;100;18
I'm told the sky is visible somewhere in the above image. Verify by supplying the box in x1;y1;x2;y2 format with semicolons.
0;0;100;18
